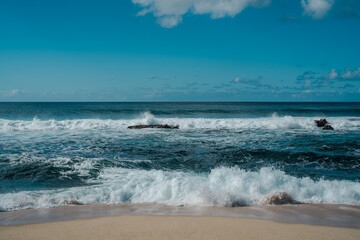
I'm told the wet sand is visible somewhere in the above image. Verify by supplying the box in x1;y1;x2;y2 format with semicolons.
0;204;359;240
1;203;360;228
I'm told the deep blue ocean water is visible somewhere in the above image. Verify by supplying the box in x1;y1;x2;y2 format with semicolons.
0;102;359;210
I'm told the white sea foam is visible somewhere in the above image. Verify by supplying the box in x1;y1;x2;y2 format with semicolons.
1;167;359;211
5;154;99;179
0;113;359;132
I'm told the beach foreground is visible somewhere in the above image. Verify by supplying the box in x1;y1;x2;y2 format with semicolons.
1;214;360;240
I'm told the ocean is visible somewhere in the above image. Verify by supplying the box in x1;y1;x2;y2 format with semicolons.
0;102;359;211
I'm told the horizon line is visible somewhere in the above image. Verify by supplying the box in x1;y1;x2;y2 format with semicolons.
0;101;359;104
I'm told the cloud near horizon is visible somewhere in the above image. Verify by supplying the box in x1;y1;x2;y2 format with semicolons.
234;76;263;85
297;66;360;89
0;89;26;98
132;0;342;28
298;66;360;81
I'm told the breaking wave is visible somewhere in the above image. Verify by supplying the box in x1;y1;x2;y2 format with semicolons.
0;112;359;132
1;166;359;211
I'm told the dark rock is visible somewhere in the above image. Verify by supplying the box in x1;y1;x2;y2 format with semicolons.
322;125;334;130
315;119;327;127
260;192;295;205
65;199;81;205
128;124;179;129
226;200;246;207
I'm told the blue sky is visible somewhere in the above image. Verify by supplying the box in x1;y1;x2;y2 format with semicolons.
0;0;359;101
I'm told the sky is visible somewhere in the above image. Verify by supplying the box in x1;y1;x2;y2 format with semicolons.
0;0;359;102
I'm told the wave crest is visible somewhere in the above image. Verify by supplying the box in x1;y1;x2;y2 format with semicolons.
0;113;359;132
1;167;359;211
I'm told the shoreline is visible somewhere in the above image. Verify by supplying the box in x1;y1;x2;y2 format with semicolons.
1;203;359;228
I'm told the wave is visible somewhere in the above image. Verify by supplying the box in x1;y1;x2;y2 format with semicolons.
0;112;359;132
1;166;359;211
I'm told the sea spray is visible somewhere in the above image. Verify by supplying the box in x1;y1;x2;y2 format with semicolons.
0;115;359;132
1;167;359;211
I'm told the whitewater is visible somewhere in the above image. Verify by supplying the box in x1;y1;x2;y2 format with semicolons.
1;113;360;132
0;102;359;211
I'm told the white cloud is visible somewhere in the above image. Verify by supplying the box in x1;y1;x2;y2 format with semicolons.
301;0;334;19
234;77;240;82
323;66;360;80
233;76;261;84
341;66;360;79
0;89;25;97
132;0;271;27
303;89;313;93
326;68;338;79
157;15;183;28
192;0;271;19
8;89;20;96
298;66;360;88
132;0;353;27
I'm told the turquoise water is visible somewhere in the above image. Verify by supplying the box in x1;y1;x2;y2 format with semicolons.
0;102;359;210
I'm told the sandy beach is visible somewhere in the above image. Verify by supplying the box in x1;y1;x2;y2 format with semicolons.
1;204;360;240
1;214;359;240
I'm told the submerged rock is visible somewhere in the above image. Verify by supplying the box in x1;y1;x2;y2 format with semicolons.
322;125;334;130
128;124;179;129
260;192;295;205
315;119;327;127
